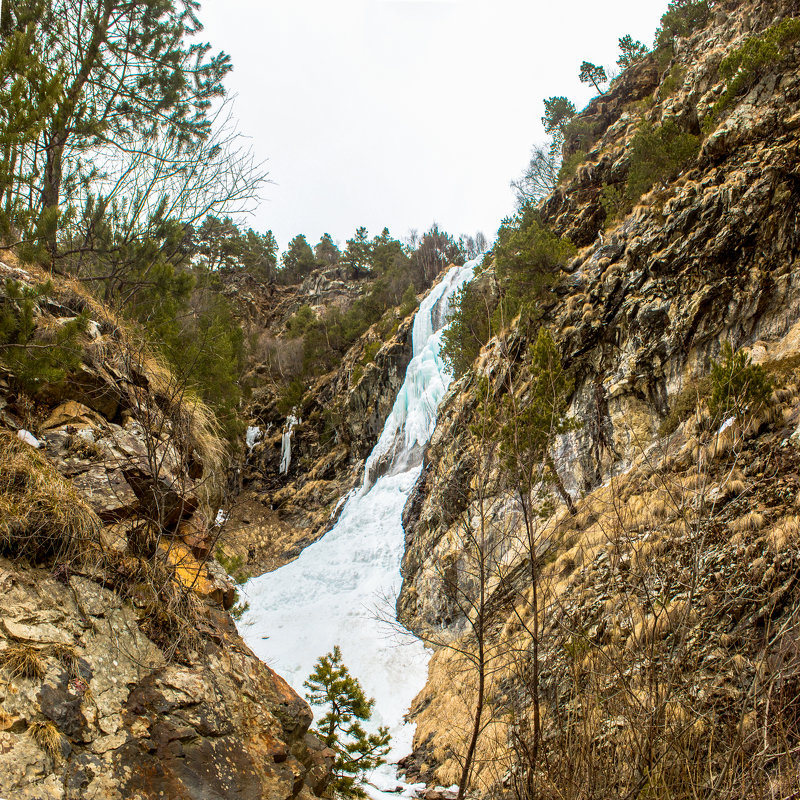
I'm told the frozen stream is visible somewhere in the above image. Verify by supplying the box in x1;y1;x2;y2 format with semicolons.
240;258;478;796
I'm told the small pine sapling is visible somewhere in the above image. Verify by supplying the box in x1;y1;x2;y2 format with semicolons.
709;342;772;423
304;646;391;798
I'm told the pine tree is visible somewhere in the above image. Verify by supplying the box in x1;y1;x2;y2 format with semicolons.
617;34;648;68
281;234;317;283
578;61;608;94
304;646;391;798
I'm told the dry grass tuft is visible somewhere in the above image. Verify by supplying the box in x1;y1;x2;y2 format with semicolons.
0;432;101;563
28;720;65;761
0;643;46;680
50;644;81;679
730;511;765;535
766;515;800;550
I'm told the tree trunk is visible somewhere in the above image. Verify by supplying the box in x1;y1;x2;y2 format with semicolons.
546;452;576;516
457;612;485;800
0;0;14;37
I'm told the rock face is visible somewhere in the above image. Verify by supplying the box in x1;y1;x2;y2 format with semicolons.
0;562;332;800
224;279;417;573
0;260;330;799
397;1;800;793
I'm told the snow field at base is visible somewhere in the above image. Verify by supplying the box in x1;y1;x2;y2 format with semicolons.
239;258;480;798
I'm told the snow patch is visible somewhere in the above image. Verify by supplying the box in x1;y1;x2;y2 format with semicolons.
17;429;40;448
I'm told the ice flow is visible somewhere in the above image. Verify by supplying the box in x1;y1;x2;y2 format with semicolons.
239;258;479;793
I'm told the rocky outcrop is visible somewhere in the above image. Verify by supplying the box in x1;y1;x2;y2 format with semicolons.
397;1;800;792
224;308;416;573
0;561;333;800
0;259;330;799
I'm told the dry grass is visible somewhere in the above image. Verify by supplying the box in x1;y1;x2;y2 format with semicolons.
0;643;46;680
28;720;65;762
766;515;800;550
729;511;765;535
0;433;101;563
50;644;81;679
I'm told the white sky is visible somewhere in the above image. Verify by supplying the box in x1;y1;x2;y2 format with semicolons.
200;0;667;252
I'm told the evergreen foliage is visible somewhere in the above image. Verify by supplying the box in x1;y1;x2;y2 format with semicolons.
709;343;773;423
655;0;710;52
542;97;576;147
0;279;88;394
278;225;463;391
440;277;496;380
341;227;372;278
494;206;575;325
304;646;391;798
195;216;278;281
579;61;608;94
280;234;317;284
618;35;648;68
441;212;573;380
0;0;247;257
626;121;700;203
315;233;341;267
714;18;800;113
496;328;577;505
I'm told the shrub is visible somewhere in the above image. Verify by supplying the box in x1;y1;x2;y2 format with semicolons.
361;340;381;364
709;343;772;423
440;276;497;379
563;116;599;154
655;1;710;52
626;121;700;203
276;377;306;416
494;207;575;325
659;64;686;98
600;184;630;225
0;279;89;394
715;18;800;113
557;150;589;184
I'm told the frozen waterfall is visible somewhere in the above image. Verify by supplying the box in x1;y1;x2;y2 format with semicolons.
279;412;299;475
240;258;479;797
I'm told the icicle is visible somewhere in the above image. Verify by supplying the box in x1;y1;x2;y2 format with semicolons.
279;412;299;475
246;425;263;450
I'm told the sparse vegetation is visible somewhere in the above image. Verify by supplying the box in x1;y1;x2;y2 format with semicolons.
0;432;101;563
0;642;46;681
28;720;65;762
658;376;713;436
709;342;772;423
0;279;88;394
626;120;700;203
715;17;800;113
655;0;710;53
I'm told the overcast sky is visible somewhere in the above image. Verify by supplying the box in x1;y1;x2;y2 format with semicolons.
200;0;667;252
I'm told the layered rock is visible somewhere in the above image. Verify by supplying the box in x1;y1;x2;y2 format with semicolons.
0;258;330;799
397;1;800;792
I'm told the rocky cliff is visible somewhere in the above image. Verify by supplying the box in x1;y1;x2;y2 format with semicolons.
0;258;331;800
219;266;419;574
398;1;800;795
